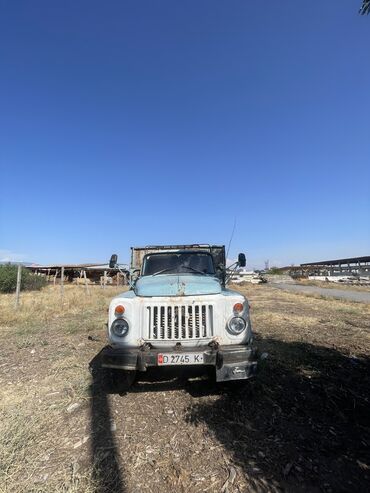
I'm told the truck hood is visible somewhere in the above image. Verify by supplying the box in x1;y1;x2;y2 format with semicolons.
134;274;222;297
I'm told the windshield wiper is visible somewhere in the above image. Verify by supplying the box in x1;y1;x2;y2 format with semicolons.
181;266;208;275
151;266;208;276
151;268;174;276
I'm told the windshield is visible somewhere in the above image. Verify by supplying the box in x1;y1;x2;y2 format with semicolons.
142;252;215;276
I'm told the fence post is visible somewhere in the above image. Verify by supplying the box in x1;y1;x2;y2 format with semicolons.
15;264;22;308
83;270;90;295
60;266;64;299
103;270;107;289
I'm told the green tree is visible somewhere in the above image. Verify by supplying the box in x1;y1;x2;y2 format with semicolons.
360;1;370;14
0;265;47;293
268;266;284;275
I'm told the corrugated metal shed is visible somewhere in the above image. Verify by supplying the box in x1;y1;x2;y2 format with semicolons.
301;256;370;267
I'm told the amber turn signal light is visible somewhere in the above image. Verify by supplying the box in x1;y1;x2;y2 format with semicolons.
115;305;125;315
233;303;244;313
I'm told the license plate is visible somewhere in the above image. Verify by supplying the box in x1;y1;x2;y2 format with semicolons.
157;352;204;366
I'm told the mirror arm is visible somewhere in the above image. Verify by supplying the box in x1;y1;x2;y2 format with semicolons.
128;269;140;289
225;261;240;285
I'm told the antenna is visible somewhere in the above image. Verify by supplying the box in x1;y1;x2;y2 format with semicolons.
264;259;269;271
226;217;236;260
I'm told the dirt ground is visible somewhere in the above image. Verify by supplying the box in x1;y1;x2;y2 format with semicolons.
271;282;370;304
0;284;369;493
295;279;370;293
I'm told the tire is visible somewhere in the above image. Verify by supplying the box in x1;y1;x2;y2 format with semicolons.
109;369;136;393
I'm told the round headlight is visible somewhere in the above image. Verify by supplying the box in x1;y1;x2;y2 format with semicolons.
111;318;129;337
227;317;246;335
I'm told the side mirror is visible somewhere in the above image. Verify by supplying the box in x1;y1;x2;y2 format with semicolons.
238;253;246;268
109;254;118;269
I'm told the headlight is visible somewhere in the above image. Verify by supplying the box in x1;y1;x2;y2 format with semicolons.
111;318;129;337
227;317;246;335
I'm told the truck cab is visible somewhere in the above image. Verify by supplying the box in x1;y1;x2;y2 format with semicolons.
100;244;257;389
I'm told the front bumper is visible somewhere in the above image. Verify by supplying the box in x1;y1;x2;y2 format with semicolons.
100;343;258;382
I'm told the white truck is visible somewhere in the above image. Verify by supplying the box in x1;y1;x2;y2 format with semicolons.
100;244;257;390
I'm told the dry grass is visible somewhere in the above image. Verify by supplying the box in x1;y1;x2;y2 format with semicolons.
295;278;370;292
0;285;123;493
1;284;369;492
0;284;122;334
236;284;370;355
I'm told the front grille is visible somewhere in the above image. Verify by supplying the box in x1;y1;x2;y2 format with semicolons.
146;304;213;340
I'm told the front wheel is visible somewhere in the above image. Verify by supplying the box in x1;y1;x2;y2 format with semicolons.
109;369;136;393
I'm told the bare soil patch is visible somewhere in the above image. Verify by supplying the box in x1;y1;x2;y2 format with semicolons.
0;285;369;492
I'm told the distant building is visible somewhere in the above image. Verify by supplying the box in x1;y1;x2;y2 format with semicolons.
26;263;129;285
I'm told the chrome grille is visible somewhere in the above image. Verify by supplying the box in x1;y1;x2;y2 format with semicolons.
146;304;213;340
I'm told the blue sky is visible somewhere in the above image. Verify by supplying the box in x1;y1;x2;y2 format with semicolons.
0;1;369;268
